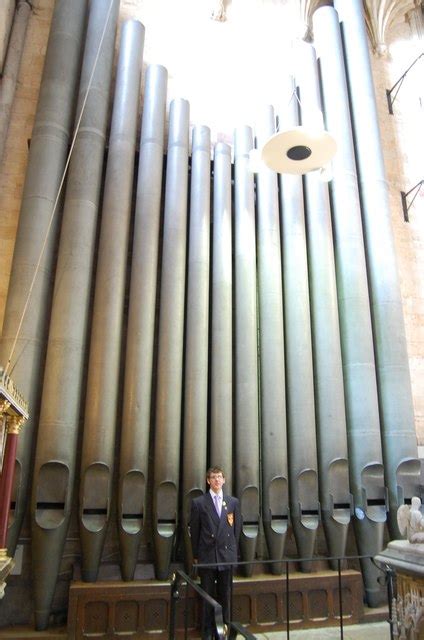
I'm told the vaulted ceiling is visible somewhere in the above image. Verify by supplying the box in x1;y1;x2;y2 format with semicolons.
299;0;422;53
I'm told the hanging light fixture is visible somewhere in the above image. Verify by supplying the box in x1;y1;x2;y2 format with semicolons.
260;124;337;174
252;66;338;176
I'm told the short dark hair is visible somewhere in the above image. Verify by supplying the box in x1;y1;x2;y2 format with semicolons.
206;466;225;478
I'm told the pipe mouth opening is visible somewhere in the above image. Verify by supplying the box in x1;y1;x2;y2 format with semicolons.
286;145;312;161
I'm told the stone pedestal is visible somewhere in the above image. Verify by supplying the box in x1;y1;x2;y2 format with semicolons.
376;540;424;639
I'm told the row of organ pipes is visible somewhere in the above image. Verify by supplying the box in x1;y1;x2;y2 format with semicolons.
0;0;421;630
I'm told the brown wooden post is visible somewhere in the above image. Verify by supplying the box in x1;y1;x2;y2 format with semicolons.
0;369;28;597
0;415;24;549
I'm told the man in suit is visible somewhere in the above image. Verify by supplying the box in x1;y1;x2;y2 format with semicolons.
189;466;241;640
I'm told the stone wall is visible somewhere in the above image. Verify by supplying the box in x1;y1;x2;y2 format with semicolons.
370;13;424;442
0;0;15;72
0;0;54;333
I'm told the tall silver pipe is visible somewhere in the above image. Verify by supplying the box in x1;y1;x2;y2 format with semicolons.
255;106;288;572
0;0;32;164
152;98;190;580
278;78;319;566
118;64;168;581
0;0;88;555
234;125;259;574
313;5;387;606
182;125;211;566
30;0;119;628
210;142;233;491
297;43;351;567
333;0;421;539
79;19;145;583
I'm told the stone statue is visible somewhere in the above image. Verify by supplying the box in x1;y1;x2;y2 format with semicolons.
398;497;424;544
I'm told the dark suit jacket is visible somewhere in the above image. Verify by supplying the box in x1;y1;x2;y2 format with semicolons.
190;492;241;570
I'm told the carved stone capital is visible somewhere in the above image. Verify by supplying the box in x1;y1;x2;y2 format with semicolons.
6;415;25;435
0;550;14;599
0;367;29;420
363;0;421;55
300;0;331;41
211;0;226;22
0;400;11;416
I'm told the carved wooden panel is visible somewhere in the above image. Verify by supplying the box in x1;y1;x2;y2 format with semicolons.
144;598;168;631
115;600;138;633
288;590;304;622
257;592;278;623
308;589;329;620
67;570;364;638
333;586;354;617
232;593;251;624
82;601;109;635
175;595;199;630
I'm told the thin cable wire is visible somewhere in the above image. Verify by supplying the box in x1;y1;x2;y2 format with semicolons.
5;0;116;376
274;85;298;135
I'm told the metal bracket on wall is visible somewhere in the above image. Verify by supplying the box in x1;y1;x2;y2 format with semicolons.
401;180;423;222
386;52;424;114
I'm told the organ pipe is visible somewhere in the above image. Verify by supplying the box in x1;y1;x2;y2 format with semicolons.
79;19;145;583
278;78;319;566
298;42;351;566
0;0;32;164
182;125;211;566
234;126;260;574
0;0;88;556
210;142;233;491
30;0;120;628
332;0;421;540
152;98;190;580
118;64;168;581
255;106;288;572
314;7;387;605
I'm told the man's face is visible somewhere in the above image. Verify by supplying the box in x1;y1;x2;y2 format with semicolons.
207;472;225;494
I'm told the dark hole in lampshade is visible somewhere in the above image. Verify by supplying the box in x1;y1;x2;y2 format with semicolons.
286;145;312;161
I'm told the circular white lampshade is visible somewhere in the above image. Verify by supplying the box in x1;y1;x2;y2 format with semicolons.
261;126;337;175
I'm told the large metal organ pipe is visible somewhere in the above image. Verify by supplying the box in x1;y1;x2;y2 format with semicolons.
0;0;88;555
152;98;190;580
332;0;421;538
0;0;32;165
182;125;211;564
234;126;260;573
210;142;233;490
30;0;120;629
78;19;145;583
297;43;351;566
118;63;168;581
255;106;288;571
313;5;387;607
279;79;319;566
